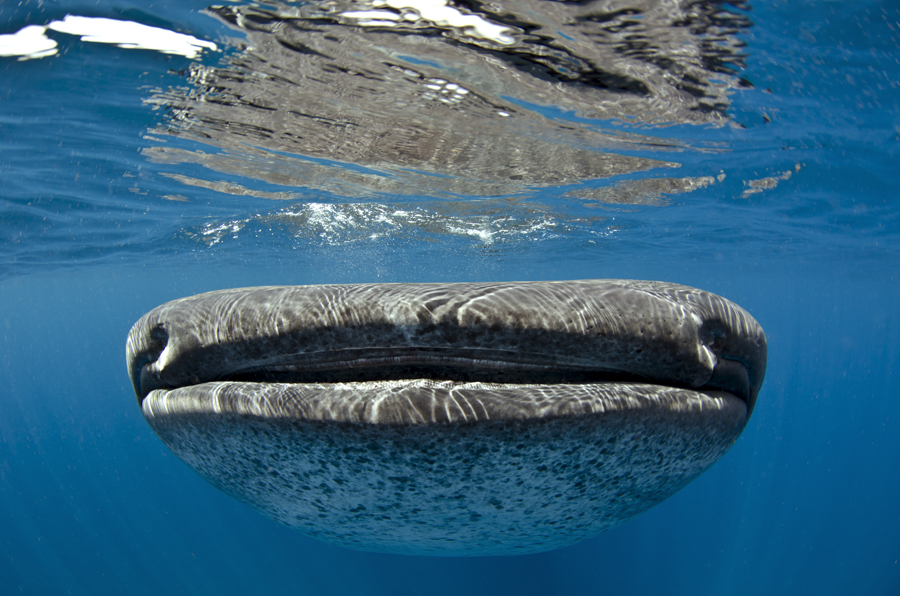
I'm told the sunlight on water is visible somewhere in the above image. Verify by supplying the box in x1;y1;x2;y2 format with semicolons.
0;15;217;59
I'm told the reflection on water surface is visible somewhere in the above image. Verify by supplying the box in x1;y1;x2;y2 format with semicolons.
146;0;752;200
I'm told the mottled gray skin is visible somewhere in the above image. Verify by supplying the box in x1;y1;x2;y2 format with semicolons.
127;280;766;555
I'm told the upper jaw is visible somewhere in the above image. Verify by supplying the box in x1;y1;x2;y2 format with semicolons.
127;281;766;412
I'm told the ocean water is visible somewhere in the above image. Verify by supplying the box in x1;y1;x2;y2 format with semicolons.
1;0;898;594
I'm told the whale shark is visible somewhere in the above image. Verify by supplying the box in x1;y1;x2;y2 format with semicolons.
126;280;766;555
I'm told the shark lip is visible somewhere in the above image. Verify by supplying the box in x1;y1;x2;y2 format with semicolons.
127;281;766;415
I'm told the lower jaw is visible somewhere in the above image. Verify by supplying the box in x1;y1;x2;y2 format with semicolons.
141;380;748;556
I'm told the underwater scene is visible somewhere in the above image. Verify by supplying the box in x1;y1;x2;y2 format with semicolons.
1;0;898;594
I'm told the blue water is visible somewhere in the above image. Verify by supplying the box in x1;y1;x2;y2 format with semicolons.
1;1;899;594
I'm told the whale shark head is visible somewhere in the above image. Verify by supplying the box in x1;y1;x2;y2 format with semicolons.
126;280;766;555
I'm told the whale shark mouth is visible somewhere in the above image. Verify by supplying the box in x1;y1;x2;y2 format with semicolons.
127;280;766;417
171;350;753;404
225;352;654;386
134;352;754;429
